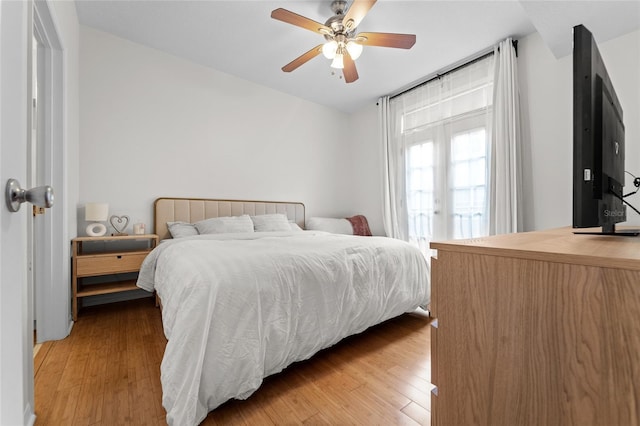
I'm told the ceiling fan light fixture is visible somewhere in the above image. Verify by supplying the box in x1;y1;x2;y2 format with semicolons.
322;40;338;59
271;0;416;84
346;41;363;60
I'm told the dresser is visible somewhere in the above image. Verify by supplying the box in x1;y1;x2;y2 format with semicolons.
430;227;640;426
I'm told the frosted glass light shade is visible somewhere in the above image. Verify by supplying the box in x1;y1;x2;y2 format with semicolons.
331;53;344;69
322;41;338;59
346;41;363;60
85;203;109;221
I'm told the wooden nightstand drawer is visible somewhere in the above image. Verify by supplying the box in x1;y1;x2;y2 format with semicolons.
76;252;148;277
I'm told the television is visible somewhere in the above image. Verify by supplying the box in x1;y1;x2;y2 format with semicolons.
572;24;637;236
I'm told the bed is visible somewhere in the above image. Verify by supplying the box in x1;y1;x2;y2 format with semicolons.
137;197;430;425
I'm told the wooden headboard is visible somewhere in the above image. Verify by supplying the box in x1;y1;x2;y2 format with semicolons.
154;197;306;240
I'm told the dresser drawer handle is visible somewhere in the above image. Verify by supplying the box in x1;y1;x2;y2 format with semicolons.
117;255;122;259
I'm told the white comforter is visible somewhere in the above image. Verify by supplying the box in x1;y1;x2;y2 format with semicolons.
137;231;429;426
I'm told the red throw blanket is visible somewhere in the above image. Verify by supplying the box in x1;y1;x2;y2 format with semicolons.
346;215;372;236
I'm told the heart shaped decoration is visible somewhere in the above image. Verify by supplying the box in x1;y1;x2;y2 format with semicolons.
109;215;130;235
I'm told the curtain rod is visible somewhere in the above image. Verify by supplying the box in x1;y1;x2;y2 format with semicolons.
388;39;518;101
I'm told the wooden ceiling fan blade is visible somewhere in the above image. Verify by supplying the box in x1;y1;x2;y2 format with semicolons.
282;45;323;72
342;0;377;32
271;8;332;35
343;52;359;83
357;32;416;49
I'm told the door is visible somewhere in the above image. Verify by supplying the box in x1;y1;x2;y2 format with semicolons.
405;112;490;249
0;0;36;424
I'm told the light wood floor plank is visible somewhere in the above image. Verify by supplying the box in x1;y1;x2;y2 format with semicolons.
402;400;432;425
72;376;105;425
329;342;432;411
34;298;433;425
33;342;51;377
349;384;421;426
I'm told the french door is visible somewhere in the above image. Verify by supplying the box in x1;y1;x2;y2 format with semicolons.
405;112;489;250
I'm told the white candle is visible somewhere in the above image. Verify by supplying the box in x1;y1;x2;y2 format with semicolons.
134;223;145;235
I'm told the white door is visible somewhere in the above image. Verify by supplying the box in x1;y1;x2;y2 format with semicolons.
0;0;36;424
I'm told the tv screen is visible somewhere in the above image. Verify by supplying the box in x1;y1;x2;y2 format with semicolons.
572;24;634;235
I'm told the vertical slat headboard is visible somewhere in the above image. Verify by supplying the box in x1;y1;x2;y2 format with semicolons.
154;197;306;240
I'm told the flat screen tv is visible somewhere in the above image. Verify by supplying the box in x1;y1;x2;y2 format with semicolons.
572;24;637;236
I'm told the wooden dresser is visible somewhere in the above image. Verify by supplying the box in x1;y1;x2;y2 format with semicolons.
430;227;640;426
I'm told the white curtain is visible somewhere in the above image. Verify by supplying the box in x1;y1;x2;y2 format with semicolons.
490;38;523;234
380;95;408;240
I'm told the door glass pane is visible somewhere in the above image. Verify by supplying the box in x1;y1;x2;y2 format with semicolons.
406;141;435;244
450;128;487;239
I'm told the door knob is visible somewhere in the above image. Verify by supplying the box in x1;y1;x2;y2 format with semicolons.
5;179;54;213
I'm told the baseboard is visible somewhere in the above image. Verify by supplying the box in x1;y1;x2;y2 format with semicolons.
24;403;35;426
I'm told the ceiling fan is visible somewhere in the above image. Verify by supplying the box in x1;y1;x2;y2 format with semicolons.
271;0;416;83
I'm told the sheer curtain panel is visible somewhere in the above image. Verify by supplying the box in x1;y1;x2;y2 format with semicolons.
490;38;523;234
380;96;408;240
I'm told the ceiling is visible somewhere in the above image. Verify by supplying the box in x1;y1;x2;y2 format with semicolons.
74;1;640;113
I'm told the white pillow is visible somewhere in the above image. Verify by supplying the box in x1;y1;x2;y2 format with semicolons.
306;217;354;235
289;222;303;231
251;214;291;232
167;221;199;238
195;215;254;234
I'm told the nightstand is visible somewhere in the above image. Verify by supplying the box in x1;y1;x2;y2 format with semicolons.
71;234;158;320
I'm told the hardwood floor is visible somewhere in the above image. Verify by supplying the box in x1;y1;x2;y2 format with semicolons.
34;298;433;425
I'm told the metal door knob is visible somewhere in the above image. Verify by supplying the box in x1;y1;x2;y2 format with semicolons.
5;179;54;212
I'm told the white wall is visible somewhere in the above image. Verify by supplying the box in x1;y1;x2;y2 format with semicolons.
348;102;385;235
517;31;572;231
519;29;640;230
79;26;353;234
